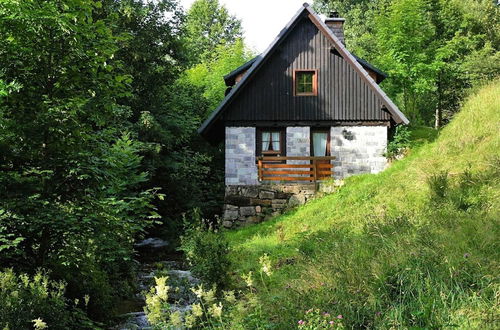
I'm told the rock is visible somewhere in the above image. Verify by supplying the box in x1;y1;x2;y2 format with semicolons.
274;191;291;199
255;206;262;213
224;195;251;206
223;210;238;221
272;203;286;210
135;238;168;249
118;312;150;330
223;220;233;228
240;206;256;216
250;198;272;206
288;194;306;207
240;186;259;198
259;190;275;199
272;199;287;204
224;204;238;211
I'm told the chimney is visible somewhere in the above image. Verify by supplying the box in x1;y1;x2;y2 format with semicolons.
325;11;345;45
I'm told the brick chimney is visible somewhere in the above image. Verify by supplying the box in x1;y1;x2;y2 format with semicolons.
325;11;345;45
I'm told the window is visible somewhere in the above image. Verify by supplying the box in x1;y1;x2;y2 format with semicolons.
311;129;331;156
256;128;285;156
294;70;318;96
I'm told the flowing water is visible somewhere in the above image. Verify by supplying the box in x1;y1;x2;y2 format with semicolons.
113;238;199;330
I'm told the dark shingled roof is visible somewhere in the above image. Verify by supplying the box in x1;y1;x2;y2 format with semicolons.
199;3;408;142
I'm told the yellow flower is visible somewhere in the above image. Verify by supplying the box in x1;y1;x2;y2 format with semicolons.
169;310;183;327
192;303;203;318
184;313;197;328
242;271;254;287
32;318;47;330
84;294;90;307
191;284;204;298
223;290;236;304
154;276;170;301
208;302;223;318
259;254;273;276
203;287;216;304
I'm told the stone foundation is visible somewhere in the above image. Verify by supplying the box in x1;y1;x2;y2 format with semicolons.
222;184;318;228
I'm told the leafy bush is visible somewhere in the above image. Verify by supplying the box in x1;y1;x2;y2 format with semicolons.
179;214;230;289
0;269;92;329
386;126;412;159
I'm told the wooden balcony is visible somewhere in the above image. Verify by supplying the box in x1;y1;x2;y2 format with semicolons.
257;156;335;183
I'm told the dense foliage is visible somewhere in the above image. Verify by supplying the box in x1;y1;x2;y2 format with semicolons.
314;0;500;127
0;0;249;326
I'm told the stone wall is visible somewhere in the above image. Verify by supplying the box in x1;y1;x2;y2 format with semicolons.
330;126;387;179
225;127;258;185
286;127;310;158
222;184;316;228
224;125;388;185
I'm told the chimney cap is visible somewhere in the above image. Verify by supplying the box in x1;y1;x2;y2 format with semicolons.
329;11;339;18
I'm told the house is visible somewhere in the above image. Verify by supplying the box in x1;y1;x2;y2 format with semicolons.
198;3;409;227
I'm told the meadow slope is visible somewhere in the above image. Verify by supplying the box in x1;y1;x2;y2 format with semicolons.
224;80;500;328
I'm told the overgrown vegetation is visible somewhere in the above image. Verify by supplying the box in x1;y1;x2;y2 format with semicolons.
0;0;248;325
217;80;499;328
179;215;231;289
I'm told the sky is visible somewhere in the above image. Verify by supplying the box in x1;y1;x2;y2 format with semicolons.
180;0;311;53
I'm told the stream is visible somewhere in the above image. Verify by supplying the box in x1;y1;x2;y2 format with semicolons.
113;238;200;330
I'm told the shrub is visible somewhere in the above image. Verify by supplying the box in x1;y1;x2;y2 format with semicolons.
386;126;412;159
179;214;230;289
0;269;92;329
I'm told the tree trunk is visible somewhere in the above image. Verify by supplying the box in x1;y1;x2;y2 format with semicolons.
435;106;442;129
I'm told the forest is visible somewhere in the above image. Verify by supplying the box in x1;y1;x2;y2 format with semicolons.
0;0;498;328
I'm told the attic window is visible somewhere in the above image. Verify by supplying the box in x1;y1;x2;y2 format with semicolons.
294;70;318;96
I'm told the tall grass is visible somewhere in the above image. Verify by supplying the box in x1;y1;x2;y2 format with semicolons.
223;80;500;328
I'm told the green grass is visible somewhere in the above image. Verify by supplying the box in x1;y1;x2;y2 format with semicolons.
224;80;500;329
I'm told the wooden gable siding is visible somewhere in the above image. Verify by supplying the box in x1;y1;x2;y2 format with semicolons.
223;15;391;123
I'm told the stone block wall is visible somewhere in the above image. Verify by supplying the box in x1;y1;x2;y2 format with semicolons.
224;126;388;185
222;184;316;228
225;127;258;185
330;126;387;179
286;127;310;159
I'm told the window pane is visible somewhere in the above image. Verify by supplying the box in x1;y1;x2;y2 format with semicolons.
313;132;328;156
271;132;280;151
296;71;314;94
262;132;271;151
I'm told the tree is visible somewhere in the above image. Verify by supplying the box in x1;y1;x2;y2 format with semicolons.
0;0;159;321
184;0;243;65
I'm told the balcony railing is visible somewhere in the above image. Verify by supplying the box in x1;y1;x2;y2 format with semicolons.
257;156;335;183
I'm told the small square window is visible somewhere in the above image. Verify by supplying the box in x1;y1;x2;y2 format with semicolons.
294;70;317;96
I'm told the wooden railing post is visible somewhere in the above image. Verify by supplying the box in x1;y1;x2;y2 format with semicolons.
312;158;317;183
258;157;263;182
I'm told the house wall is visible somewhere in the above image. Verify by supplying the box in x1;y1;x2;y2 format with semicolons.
331;126;387;179
225;127;258;185
225;125;387;185
286;127;310;166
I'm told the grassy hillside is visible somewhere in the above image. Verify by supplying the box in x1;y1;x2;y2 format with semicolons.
224;81;500;328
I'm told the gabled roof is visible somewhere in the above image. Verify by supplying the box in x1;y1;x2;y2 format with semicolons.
223;57;258;86
224;54;387;87
199;3;409;141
